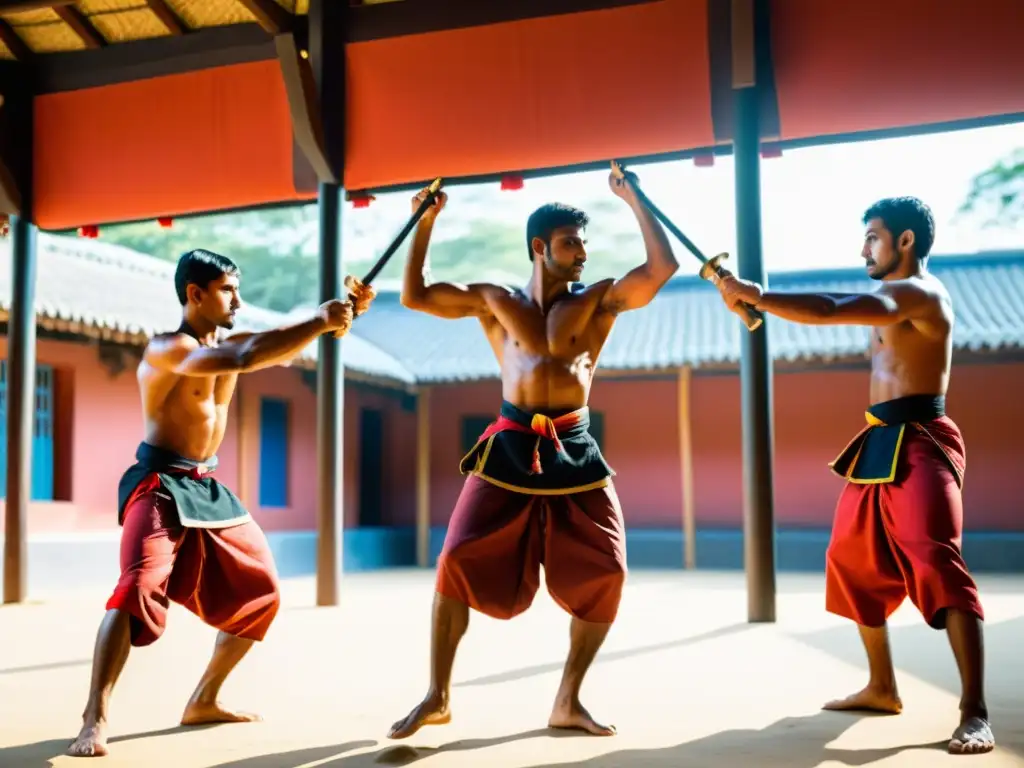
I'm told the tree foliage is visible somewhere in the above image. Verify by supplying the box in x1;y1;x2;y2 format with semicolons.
94;190;650;314
959;147;1024;226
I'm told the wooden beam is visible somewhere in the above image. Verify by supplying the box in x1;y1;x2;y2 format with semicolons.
349;0;658;43
144;0;186;36
0;17;31;62
275;32;338;183
236;0;292;35
53;4;106;49
310;0;348;608
3;214;37;604
0;62;28;216
0;156;21;214
2;70;34;603
734;0;777;624
0;0;76;12
678;366;696;570
730;0;755;88
707;0;780;143
416;387;431;568
34;23;275;94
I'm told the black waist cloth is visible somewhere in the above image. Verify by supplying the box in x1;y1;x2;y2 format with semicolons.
829;394;946;484
117;442;250;528
459;401;615;495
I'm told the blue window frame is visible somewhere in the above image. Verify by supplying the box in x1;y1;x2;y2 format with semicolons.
0;362;55;501
258;397;289;508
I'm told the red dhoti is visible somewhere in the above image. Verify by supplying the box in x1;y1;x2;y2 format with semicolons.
437;400;627;624
106;473;281;646
825;396;983;629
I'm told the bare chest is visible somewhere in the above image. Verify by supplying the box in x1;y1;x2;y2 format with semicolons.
179;373;239;411
501;300;598;357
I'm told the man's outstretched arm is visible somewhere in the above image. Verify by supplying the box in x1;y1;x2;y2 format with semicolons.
146;300;352;376
399;187;497;319
599;173;679;315
717;275;936;326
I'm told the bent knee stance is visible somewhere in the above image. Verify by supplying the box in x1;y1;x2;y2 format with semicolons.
435;547;537;620
216;571;282;642
106;568;174;647
547;560;626;624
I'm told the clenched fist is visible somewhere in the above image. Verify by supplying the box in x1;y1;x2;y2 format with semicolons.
345;274;377;317
318;298;354;336
412;187;447;222
716;273;764;318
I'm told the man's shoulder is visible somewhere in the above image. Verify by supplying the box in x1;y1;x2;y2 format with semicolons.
142;331;199;364
879;275;949;303
574;278;615;299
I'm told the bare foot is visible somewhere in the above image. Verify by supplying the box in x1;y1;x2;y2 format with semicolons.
949;715;995;755
549;697;616;736
387;693;451;739
822;686;902;715
67;721;109;758
180;701;262;726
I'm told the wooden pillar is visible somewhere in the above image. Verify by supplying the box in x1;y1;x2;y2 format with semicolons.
678;366;696;570
733;0;777;622
415;387;431;567
2;61;35;604
307;0;348;606
3;215;37;604
316;183;344;604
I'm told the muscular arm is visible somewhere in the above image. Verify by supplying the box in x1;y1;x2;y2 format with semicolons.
754;282;938;326
400;218;497;319
600;195;679;314
146;316;327;376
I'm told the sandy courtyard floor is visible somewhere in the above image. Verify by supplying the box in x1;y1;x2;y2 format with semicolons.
0;569;1022;767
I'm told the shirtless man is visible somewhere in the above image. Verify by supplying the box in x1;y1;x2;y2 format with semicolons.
716;196;994;755
388;171;678;739
68;248;374;757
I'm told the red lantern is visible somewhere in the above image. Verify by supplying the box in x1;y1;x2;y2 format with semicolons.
158;217;174;228
500;174;524;191
79;224;99;238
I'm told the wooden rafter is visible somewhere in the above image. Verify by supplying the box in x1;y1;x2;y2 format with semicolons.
235;0;292;35
275;32;337;183
144;0;186;36
53;4;105;49
0;16;30;61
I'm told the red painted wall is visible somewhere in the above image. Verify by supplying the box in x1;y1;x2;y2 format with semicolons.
0;337;417;536
423;362;1024;532
2;335;1021;537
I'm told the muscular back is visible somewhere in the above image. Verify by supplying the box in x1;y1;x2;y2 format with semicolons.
476;280;618;412
869;274;953;404
139;333;239;461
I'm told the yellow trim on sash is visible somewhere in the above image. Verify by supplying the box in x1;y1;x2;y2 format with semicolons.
827;409;905;484
841;423;905;484
467;470;611;496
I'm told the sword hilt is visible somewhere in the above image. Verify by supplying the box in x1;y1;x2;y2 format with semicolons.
698;253;764;332
333;176;444;337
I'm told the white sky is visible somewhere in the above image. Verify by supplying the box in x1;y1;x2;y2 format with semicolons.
342;121;1024;277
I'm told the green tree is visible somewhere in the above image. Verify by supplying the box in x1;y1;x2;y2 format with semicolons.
960;147;1024;226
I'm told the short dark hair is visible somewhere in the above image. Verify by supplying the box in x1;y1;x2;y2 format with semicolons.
862;197;935;261
525;203;589;262
174;249;239;305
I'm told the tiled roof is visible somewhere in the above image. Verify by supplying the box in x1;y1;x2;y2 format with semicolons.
2;235;1021;388
0;233;415;385
349;250;1024;383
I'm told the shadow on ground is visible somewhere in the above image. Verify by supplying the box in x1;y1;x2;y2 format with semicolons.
793;615;1024;709
203;711;946;768
455;622;753;688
